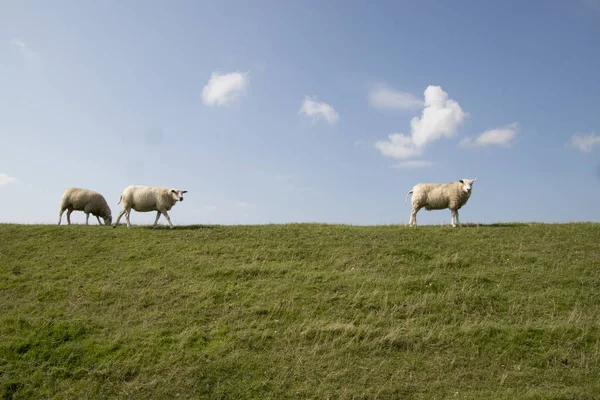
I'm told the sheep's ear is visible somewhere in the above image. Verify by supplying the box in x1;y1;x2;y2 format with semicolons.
459;180;464;184
171;189;176;194
182;190;188;194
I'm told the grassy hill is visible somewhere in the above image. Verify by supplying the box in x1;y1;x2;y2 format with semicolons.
1;223;599;399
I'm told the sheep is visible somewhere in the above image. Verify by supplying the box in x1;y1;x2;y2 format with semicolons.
58;188;112;226
113;186;187;229
405;178;477;227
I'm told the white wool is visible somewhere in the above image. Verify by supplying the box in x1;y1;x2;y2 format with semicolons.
113;186;187;229
406;179;476;227
58;188;112;226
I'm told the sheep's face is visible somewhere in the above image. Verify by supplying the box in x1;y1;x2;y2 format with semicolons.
103;216;113;225
170;189;188;202
459;178;477;194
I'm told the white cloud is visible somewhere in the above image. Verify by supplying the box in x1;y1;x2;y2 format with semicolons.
392;160;435;169
274;173;295;182
571;133;600;153
410;86;468;147
271;173;313;193
234;201;252;217
299;96;339;125
286;184;312;193
374;85;467;159
0;173;17;185
353;140;368;149
374;133;422;159
9;39;35;57
235;201;252;208
460;123;519;148
368;84;423;111
202;71;249;106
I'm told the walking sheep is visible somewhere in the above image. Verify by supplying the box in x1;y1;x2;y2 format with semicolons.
405;178;477;227
58;188;112;226
113;186;187;229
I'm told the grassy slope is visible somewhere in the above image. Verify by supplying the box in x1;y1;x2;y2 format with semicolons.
0;223;599;399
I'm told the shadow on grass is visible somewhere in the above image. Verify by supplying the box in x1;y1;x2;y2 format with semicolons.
459;223;524;228
407;223;525;229
140;224;217;230
486;223;524;228
137;223;528;230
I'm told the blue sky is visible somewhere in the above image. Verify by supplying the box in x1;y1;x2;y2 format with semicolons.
1;0;599;225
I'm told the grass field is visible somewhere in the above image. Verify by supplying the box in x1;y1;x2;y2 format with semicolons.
1;223;599;399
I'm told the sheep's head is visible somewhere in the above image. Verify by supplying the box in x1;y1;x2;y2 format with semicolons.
459;178;477;194
103;215;113;225
170;189;188;202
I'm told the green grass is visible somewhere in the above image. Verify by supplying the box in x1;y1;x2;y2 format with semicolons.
1;223;599;399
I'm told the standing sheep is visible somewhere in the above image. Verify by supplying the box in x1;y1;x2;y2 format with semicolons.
113;186;187;229
58;188;112;226
405;178;477;227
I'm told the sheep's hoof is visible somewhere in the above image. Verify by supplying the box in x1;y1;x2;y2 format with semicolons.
112;225;116;229
451;224;457;228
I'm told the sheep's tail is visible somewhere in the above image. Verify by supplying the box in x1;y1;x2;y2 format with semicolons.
405;190;413;202
117;195;122;205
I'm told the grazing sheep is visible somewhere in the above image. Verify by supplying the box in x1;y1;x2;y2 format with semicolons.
58;188;112;226
405;178;477;227
113;186;187;229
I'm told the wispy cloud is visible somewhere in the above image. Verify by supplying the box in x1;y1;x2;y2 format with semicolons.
9;39;35;57
392;160;435;169
285;184;312;193
267;172;314;193
235;201;252;208
299;96;339;125
0;173;17;185
353;140;367;149
375;85;467;159
368;84;423;111
202;71;249;106
460;123;519;148
375;133;423;159
571;132;600;152
233;201;253;217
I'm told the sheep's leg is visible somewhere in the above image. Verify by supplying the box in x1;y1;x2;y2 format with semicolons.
161;210;174;229
113;209;127;227
455;210;461;227
450;209;457;228
85;213;90;225
66;208;73;225
58;208;66;225
96;216;103;225
125;209;132;228
153;211;161;227
409;206;421;227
